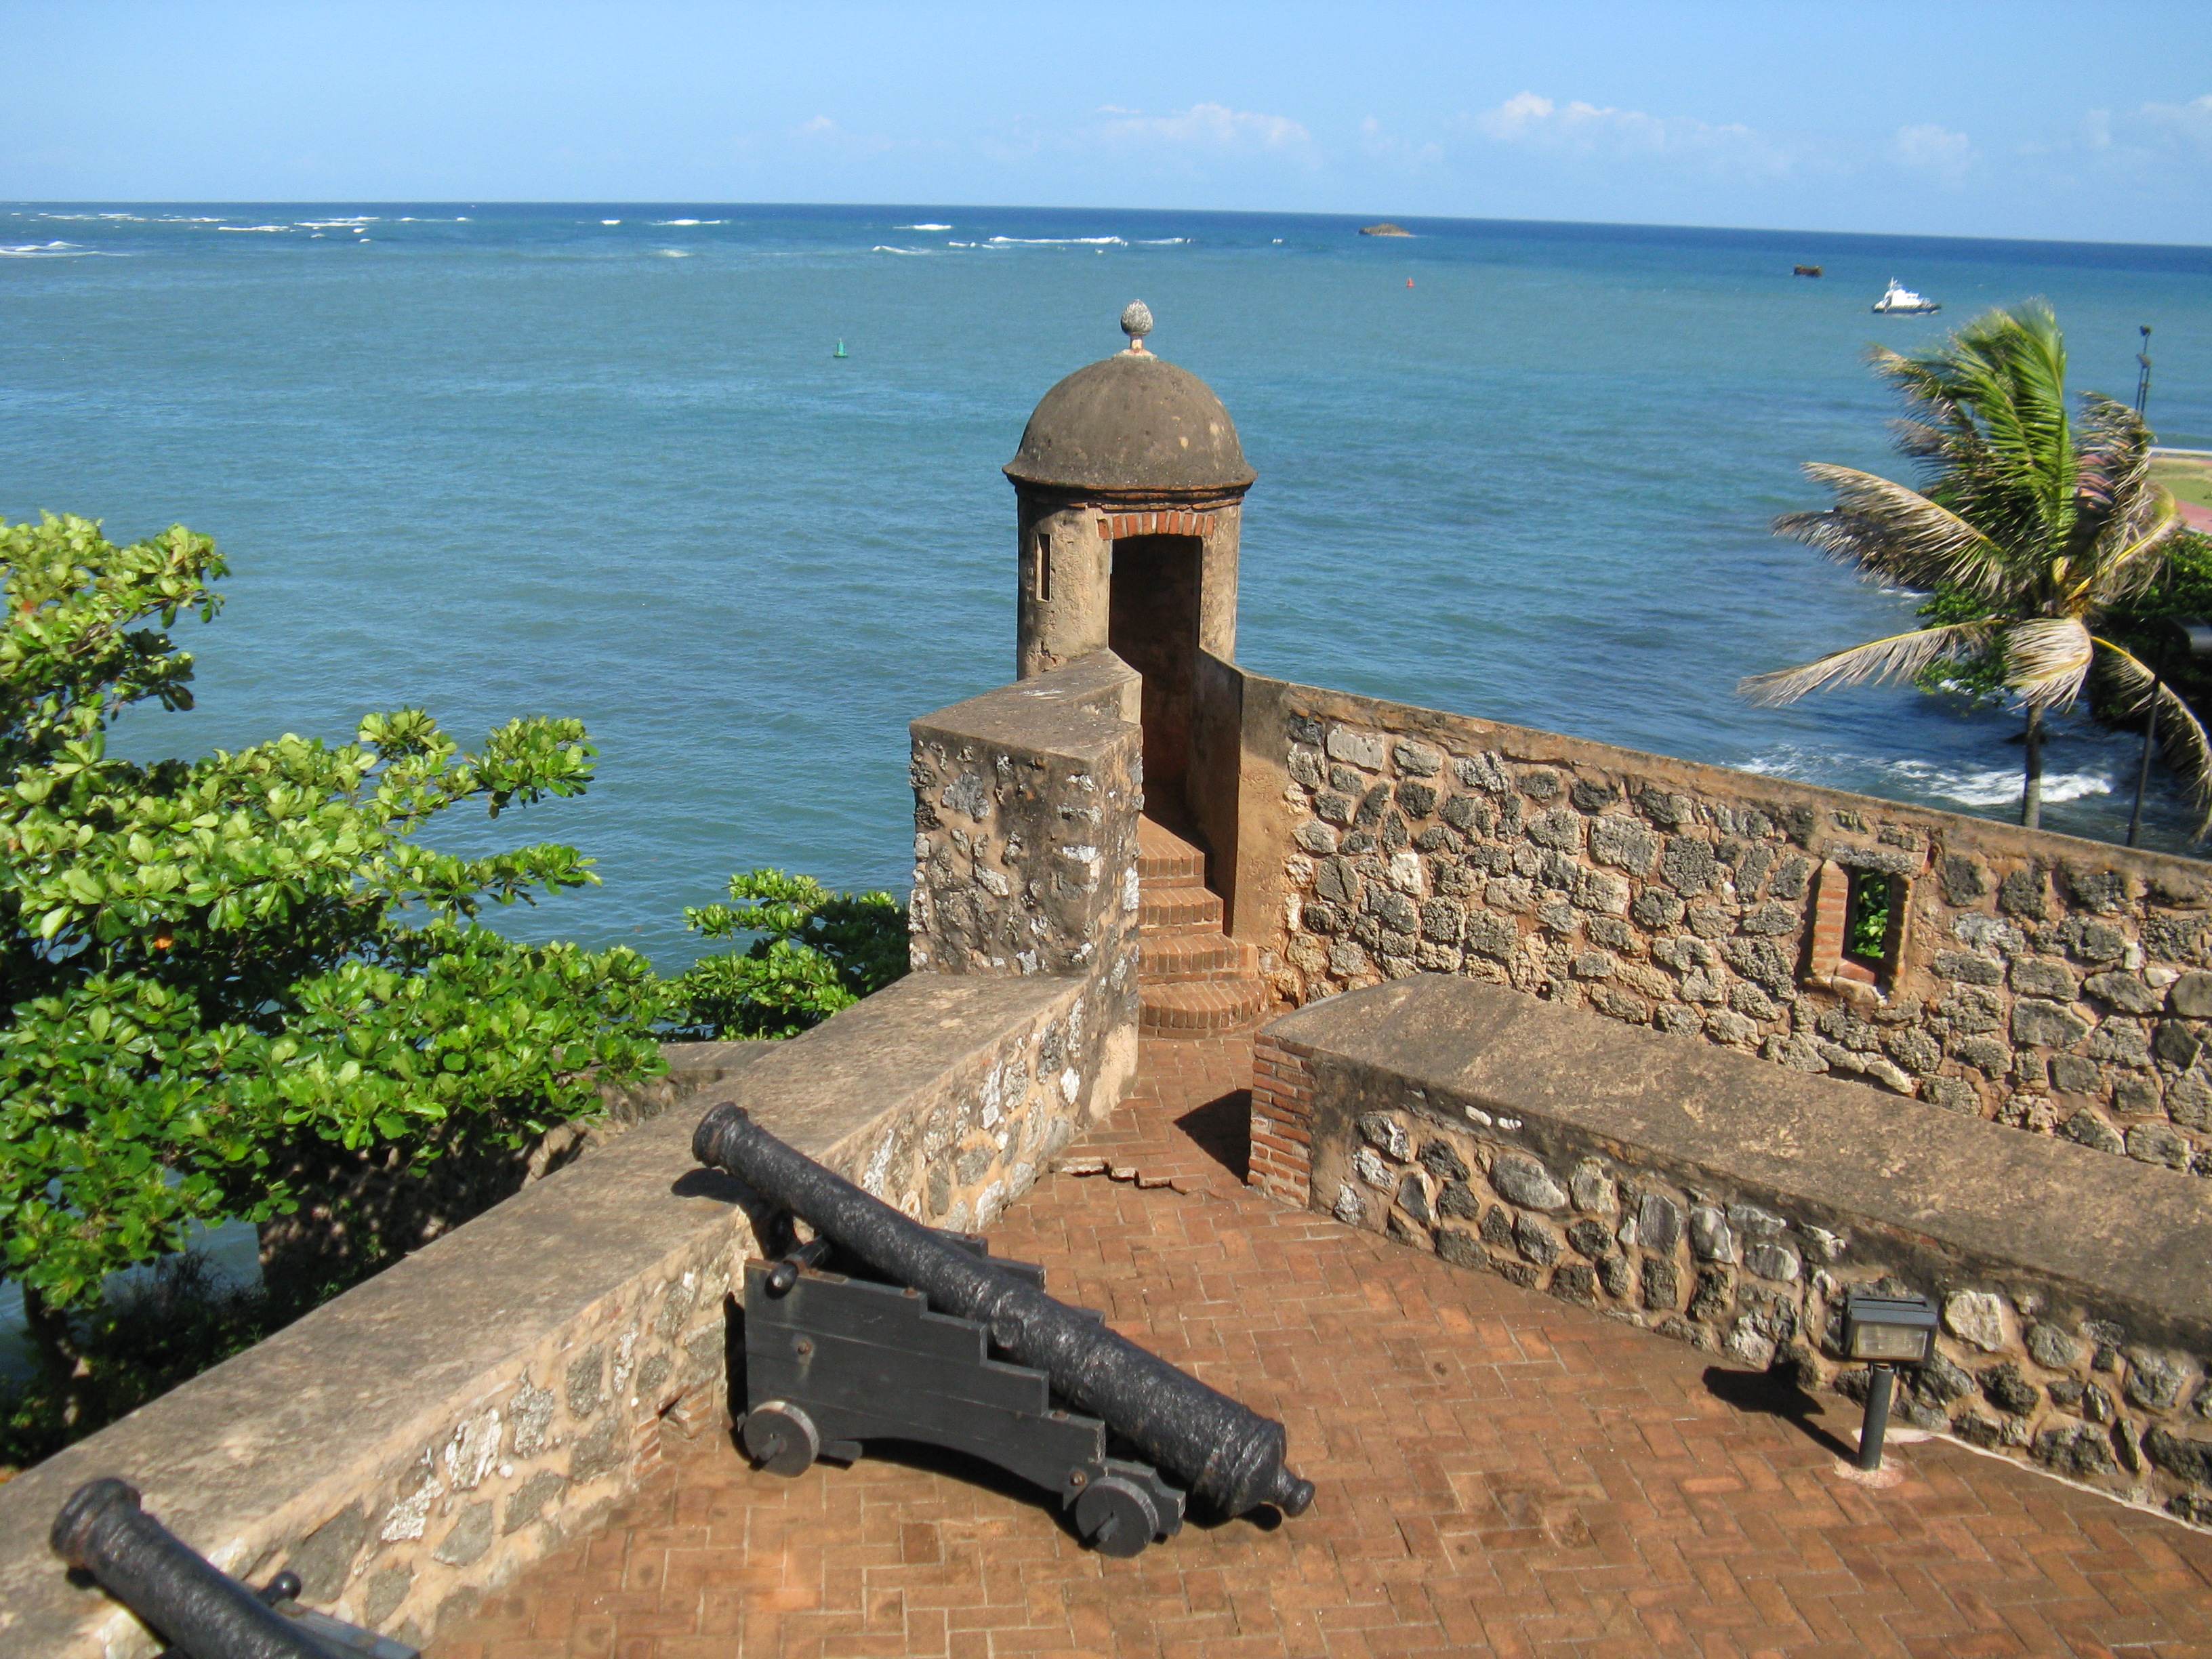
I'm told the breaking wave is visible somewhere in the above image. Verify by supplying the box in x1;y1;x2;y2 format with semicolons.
872;245;932;255
898;223;951;231
1739;745;2113;808
987;235;1126;246
0;241;97;258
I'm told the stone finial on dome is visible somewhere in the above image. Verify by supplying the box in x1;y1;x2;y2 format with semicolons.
1120;300;1153;352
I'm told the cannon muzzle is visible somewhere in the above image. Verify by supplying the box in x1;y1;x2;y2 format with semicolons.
694;1101;1313;1519
52;1479;337;1658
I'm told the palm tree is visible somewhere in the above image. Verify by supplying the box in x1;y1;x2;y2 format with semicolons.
1741;302;2208;834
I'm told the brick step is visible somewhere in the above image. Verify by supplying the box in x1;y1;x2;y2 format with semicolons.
1138;977;1268;1037
1141;930;1257;981
1136;817;1206;882
1139;885;1224;931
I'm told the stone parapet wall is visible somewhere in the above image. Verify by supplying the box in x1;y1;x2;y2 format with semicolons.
1252;976;2212;1527
1236;672;2212;1179
0;973;1125;1656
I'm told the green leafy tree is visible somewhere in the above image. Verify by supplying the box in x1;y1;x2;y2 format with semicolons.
0;514;665;1440
668;868;907;1039
1740;303;2206;832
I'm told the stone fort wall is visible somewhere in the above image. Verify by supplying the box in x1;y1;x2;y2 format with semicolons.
1219;669;2212;1184
1249;976;2212;1526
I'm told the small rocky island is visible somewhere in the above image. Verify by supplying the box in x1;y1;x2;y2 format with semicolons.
1358;222;1411;237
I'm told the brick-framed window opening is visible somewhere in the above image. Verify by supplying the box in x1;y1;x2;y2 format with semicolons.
1843;870;1897;977
1807;859;1908;992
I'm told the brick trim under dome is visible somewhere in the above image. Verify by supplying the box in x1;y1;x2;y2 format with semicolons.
1097;512;1216;540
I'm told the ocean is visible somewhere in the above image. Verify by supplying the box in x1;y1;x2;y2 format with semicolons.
5;202;2211;972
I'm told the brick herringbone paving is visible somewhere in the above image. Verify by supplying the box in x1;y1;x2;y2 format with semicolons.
435;1036;2212;1659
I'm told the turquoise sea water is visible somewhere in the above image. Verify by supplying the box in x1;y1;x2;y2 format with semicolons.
5;203;2211;973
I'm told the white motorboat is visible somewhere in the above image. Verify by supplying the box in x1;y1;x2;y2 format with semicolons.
1872;279;1940;315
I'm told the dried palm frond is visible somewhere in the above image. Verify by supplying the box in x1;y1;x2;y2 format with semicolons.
2003;615;2095;711
1776;464;2008;596
1738;622;1990;706
2074;498;2182;613
2096;636;2212;835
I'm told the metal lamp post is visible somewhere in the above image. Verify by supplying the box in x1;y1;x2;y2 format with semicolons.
1841;1290;1939;1471
2127;617;2212;848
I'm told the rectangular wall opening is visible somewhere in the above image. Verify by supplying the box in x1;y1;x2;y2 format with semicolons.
1107;533;1203;830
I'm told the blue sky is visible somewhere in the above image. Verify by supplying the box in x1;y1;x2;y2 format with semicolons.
5;1;2207;242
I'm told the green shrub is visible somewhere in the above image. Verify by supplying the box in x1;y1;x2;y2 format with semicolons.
667;868;907;1039
0;513;665;1461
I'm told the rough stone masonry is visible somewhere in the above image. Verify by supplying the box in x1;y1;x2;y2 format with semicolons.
1269;703;2212;1181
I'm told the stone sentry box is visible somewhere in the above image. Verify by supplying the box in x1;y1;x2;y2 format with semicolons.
1251;975;2212;1526
1004;316;1252;833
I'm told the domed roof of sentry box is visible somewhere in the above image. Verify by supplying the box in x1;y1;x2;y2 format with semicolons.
1004;306;1255;493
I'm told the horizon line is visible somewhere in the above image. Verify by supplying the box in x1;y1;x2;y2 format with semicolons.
7;198;2209;255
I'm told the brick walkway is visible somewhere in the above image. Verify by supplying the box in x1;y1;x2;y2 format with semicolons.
434;1036;2212;1659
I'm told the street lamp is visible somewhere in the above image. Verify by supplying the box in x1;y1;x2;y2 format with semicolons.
2127;616;2212;848
1841;1289;1938;1471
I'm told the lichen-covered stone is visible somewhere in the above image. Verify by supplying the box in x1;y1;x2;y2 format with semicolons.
1980;1362;2039;1416
2026;1323;2080;1372
1943;1290;2009;1353
1490;1153;1568;1210
1637;1192;1683;1253
1688;1206;1736;1264
2127;1350;2191;1412
1356;1113;1412;1160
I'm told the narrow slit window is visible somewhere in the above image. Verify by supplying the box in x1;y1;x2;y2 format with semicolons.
1842;869;1895;980
1035;533;1051;602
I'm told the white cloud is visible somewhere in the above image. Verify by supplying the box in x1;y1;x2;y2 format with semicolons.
1092;102;1312;154
1467;92;1790;176
1891;123;1974;183
2135;94;2212;153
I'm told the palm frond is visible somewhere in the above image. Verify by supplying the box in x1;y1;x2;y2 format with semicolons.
2003;615;2094;711
2095;636;2212;836
1873;304;2077;559
2070;394;2181;609
1775;464;2011;596
1737;622;1991;706
2072;493;2182;613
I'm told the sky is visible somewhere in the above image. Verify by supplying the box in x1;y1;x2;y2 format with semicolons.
3;1;2209;243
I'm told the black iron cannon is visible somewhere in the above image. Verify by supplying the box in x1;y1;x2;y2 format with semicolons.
693;1101;1314;1555
51;1477;418;1658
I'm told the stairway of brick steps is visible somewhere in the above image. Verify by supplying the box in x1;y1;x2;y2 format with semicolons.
1136;817;1269;1038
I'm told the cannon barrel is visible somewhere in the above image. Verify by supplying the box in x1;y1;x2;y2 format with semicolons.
694;1101;1314;1519
51;1478;331;1659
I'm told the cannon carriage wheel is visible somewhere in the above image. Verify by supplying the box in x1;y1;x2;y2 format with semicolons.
740;1401;821;1477
1071;1474;1160;1557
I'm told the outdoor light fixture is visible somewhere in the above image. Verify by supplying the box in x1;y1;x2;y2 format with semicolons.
1841;1289;1939;1471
